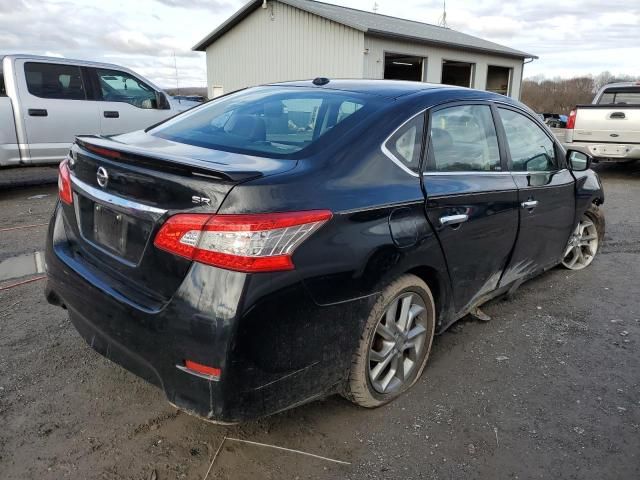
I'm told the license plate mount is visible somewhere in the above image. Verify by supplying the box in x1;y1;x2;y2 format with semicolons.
595;144;625;156
93;204;129;255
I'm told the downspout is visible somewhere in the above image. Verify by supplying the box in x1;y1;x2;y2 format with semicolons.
520;57;535;100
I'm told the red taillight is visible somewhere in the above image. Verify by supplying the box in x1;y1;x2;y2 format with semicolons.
566;109;577;130
154;210;332;273
58;158;73;205
183;360;221;379
83;144;122;159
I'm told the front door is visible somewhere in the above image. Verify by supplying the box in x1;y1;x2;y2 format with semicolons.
16;59;100;164
423;103;519;314
495;106;576;286
90;67;171;136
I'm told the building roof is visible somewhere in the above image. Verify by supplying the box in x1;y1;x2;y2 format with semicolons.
193;0;537;59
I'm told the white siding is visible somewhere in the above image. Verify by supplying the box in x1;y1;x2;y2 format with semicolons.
363;35;525;99
205;1;364;97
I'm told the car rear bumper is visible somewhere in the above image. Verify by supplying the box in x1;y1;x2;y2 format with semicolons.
566;141;640;162
45;204;370;422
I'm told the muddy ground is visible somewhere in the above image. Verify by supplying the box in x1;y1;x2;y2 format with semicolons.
0;163;638;479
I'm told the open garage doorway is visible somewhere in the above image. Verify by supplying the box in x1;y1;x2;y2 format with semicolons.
486;66;511;96
384;53;424;81
441;60;474;87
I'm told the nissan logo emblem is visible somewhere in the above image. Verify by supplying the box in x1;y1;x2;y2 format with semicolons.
96;166;109;188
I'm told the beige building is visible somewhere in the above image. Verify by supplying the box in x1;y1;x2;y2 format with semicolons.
194;0;536;100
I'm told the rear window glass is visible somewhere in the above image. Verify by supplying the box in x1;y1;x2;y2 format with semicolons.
24;62;86;100
151;87;372;158
598;87;640;105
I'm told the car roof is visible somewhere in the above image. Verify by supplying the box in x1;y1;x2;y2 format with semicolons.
600;81;640;90
0;54;152;76
271;79;469;98
269;78;521;105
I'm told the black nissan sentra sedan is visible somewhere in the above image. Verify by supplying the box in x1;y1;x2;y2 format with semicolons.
45;79;605;423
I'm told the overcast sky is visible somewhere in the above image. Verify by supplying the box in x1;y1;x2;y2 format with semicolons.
1;0;638;89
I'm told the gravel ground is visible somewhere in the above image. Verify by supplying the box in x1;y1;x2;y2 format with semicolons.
0;163;638;479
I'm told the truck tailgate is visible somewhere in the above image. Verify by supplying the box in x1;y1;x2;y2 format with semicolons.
573;105;640;144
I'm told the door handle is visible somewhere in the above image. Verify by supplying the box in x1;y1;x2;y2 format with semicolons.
521;200;539;209
28;108;48;117
440;214;468;227
610;112;626;119
104;111;119;118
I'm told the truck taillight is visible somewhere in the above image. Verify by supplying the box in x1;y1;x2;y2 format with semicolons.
58;158;73;205
154;210;332;272
566;109;577;130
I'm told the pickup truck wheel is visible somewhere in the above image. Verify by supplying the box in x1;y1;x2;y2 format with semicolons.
562;205;604;270
343;274;435;408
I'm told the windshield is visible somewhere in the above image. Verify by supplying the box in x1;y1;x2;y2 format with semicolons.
151;86;373;158
598;87;640;105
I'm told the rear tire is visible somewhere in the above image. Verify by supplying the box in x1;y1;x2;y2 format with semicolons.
561;204;605;270
344;274;436;408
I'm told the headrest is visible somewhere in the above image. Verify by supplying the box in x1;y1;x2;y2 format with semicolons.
431;128;453;149
224;114;267;142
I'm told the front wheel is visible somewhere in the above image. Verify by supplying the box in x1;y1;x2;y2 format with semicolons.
562;205;604;270
344;274;436;408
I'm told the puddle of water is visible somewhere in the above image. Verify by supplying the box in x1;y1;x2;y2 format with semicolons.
0;251;45;282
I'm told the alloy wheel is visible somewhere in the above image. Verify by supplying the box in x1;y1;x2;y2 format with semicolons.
562;214;599;270
368;292;428;394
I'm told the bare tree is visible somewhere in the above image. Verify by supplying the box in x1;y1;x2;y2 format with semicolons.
521;72;640;114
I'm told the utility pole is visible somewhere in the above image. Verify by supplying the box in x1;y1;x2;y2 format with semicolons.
438;0;448;28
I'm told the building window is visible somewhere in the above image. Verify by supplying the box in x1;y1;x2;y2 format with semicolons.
384;53;425;82
486;66;511;96
441;60;474;88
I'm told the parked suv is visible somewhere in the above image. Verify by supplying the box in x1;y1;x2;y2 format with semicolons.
0;54;199;166
45;80;605;423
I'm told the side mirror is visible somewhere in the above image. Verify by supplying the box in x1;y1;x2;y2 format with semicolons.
567;150;591;171
156;92;171;110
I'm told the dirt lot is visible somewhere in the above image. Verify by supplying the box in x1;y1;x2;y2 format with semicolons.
1;163;638;479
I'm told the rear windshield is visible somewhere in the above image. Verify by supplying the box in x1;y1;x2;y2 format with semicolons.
151;86;373;158
0;57;6;96
598;87;640;105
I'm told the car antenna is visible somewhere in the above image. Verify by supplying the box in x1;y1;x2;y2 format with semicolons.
313;77;330;86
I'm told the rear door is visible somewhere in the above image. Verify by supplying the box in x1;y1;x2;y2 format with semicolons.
15;59;100;163
422;102;519;314
89;67;171;135
496;106;575;286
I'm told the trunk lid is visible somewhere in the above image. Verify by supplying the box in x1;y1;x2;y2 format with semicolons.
62;132;296;302
573;105;640;144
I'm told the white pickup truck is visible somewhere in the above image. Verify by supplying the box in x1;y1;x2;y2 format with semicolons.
565;82;640;163
1;54;199;166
